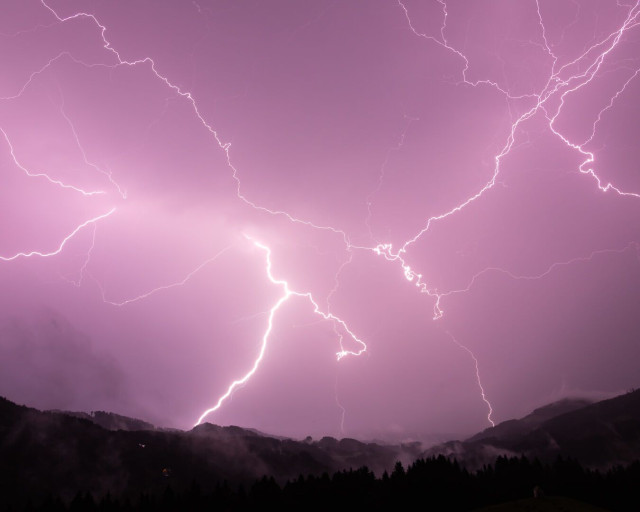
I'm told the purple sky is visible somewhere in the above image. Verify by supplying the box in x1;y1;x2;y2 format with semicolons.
1;0;640;442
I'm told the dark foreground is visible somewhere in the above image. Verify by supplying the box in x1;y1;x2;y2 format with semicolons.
4;392;640;511
9;455;639;511
475;496;609;511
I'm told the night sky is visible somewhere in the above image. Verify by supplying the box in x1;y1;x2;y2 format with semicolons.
1;0;640;442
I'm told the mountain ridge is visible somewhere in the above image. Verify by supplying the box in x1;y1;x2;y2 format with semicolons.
2;391;640;510
425;389;640;469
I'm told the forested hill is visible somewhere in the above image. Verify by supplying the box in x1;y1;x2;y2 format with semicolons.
424;389;640;469
0;396;419;509
2;390;640;510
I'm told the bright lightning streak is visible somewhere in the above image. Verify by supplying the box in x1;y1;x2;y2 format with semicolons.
369;0;640;322
544;4;640;198
195;237;366;426
350;1;640;421
0;208;116;262
39;0;354;246
366;96;539;320
30;0;640;431
445;331;495;428
38;0;365;426
1;59;121;273
194;242;291;426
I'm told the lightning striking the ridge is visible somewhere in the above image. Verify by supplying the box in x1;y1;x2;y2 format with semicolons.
3;0;640;436
195;237;366;426
445;331;495;428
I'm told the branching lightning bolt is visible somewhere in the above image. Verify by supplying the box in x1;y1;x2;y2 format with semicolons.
0;17;126;273
12;0;639;432
195;237;366;426
362;0;640;421
30;0;364;429
38;0;355;245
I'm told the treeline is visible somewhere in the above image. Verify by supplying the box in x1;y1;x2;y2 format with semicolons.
12;455;640;511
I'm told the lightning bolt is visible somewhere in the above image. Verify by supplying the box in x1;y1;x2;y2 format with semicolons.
0;208;116;262
445;331;495;428
356;0;640;420
30;0;362;429
366;0;640;303
38;0;354;245
543;3;640;198
0;23;125;274
195;237;366;426
15;0;639;433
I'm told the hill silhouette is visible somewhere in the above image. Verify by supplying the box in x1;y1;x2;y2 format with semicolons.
425;390;640;469
2;391;640;510
48;409;156;432
468;398;593;443
0;396;420;509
